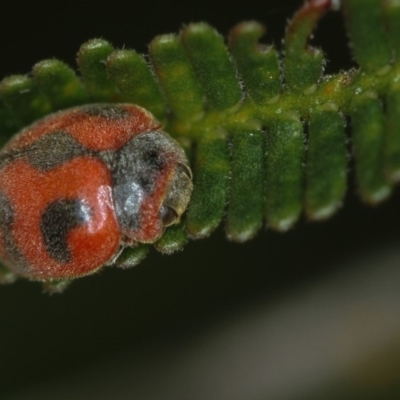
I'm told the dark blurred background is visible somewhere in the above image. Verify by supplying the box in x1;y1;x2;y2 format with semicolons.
2;1;400;399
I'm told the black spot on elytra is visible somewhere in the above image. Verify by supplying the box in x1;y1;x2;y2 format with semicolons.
0;131;90;171
0;192;14;229
26;131;90;170
41;199;91;263
0;192;28;272
83;105;130;120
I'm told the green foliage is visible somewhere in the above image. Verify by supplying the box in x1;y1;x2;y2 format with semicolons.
226;126;265;242
351;93;391;203
0;0;399;280
306;106;347;219
186;133;230;238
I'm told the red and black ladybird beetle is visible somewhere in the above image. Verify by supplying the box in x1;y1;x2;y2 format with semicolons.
0;104;193;282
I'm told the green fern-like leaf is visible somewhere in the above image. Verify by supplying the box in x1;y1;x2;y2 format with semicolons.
0;0;399;286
